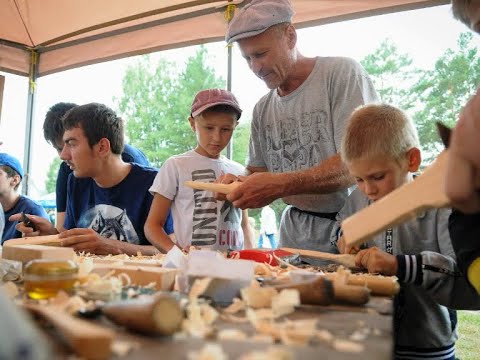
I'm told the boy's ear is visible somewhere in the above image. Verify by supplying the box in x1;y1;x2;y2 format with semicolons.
406;147;421;172
96;138;111;157
10;174;20;188
188;116;196;132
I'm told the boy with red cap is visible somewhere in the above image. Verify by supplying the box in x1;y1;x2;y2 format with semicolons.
145;89;253;252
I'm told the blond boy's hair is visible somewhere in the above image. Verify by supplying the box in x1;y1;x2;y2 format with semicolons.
341;104;420;164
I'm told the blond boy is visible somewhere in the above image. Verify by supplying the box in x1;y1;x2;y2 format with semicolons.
333;104;480;360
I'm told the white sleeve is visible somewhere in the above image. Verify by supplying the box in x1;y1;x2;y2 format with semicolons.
149;158;179;201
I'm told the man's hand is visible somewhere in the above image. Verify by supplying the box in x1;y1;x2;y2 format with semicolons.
226;172;286;209
355;247;397;276
214;173;243;201
446;89;480;213
59;228;122;255
11;213;58;237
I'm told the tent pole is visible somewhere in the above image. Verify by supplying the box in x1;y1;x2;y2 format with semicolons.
226;43;233;160
22;50;38;196
225;2;235;160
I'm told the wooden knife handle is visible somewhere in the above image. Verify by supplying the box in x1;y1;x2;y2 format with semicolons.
273;276;334;306
332;284;370;305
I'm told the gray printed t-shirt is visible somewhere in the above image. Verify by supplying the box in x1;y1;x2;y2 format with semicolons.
247;56;378;252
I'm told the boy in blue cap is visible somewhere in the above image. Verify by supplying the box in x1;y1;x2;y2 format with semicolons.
0;153;49;243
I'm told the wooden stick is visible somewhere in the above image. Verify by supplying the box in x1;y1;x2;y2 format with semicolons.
342;150;450;248
324;273;399;297
183;180;241;194
332;284;370;305
4;235;62;247
22;303;113;360
280;247;357;268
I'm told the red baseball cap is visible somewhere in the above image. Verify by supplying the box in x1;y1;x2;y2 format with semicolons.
191;89;242;119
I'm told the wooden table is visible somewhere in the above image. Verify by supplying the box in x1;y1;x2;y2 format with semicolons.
41;296;392;359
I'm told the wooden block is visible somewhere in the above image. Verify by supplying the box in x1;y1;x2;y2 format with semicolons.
91;257;163;267
91;264;177;291
4;234;62;247
2;244;75;264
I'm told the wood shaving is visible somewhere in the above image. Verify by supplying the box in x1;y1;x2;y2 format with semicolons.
349;328;370;342
111;340;140;357
1;281;19;298
254;263;272;277
48;291;88;315
217;328;247;341
239;347;293;360
219;313;249;323
315;329;334;343
241;286;278;309
332;339;365;353
223;297;245;314
189;277;213;300
77;272;123;301
187;343;228;360
182;299;218;338
249;334;274;344
271;289;300;318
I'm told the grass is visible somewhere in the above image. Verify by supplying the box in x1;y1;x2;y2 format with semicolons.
456;311;480;360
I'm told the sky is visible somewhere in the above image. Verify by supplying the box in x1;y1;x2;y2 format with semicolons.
0;4;478;198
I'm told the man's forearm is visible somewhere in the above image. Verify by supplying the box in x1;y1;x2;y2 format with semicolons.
280;154;354;196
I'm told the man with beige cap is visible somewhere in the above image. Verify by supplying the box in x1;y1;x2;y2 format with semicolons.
221;0;378;255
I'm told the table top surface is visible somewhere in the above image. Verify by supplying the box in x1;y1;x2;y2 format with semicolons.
48;296;392;360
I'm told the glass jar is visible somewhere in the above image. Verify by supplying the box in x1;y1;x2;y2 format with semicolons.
24;259;79;300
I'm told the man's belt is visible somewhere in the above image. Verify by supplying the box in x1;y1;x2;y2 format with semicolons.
291;207;337;221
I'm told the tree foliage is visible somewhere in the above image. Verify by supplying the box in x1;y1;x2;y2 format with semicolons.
411;32;480;154
116;47;226;168
45;157;62;194
360;38;418;109
361;33;480;161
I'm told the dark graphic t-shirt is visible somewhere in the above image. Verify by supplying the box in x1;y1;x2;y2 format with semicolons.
2;196;49;243
64;164;173;245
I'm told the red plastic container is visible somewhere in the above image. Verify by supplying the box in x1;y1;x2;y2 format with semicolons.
227;249;295;266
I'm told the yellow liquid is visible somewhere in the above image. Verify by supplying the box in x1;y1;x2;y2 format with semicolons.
24;279;77;300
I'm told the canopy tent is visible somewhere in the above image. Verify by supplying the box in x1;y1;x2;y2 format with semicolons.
0;0;449;193
1;0;449;77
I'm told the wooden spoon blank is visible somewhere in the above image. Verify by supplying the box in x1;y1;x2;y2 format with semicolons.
342;150;450;248
22;303;114;360
280;247;357;268
184;180;241;194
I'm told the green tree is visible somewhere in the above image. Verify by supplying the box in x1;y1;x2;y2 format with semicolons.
116;47;225;167
45;157;62;193
361;38;418;109
231;122;250;165
412;32;480;155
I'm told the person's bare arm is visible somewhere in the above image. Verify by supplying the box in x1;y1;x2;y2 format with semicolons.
55;211;66;232
241;209;253;249
446;89;480;213
144;194;176;253
228;154;353;209
59;228;161;255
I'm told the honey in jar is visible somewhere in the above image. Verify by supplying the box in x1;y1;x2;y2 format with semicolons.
24;259;78;300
